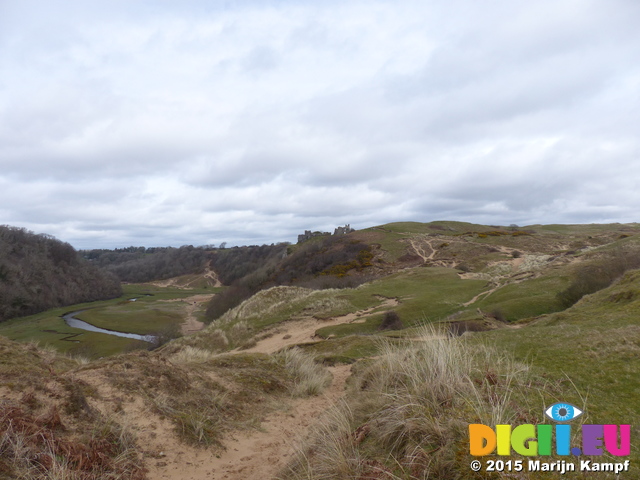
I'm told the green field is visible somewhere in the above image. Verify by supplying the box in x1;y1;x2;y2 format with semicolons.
0;283;219;358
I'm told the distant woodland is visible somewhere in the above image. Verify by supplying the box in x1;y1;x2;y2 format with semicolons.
205;236;375;321
0;223;374;323
82;245;212;283
0;226;121;322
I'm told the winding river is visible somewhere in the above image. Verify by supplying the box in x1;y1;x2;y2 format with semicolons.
63;310;157;343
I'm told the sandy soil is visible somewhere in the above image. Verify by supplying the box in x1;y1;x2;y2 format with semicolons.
71;293;398;480
141;297;399;479
179;294;215;335
151;265;222;289
240;297;400;355
143;364;351;480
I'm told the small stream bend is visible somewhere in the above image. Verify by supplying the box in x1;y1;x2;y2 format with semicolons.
63;310;156;343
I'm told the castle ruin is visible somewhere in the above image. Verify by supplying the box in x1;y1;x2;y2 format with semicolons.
297;224;355;243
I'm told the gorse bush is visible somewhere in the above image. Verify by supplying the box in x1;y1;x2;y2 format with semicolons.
379;311;403;330
557;247;640;307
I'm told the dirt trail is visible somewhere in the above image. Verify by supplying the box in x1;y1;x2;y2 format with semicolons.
409;236;435;262
202;266;222;288
151;264;222;289
144;298;400;479
180;294;214;335
240;297;400;355
407;235;465;268
462;283;502;307
146;364;351;480
156;293;215;335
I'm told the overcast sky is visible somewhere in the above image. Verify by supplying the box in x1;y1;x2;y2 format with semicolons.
1;0;639;249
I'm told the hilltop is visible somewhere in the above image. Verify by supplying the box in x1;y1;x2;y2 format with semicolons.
1;221;639;479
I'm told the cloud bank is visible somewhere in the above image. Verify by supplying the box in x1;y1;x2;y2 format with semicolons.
1;0;639;248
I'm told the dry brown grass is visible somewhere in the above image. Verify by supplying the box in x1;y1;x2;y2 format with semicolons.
0;405;145;480
277;348;332;397
279;326;550;480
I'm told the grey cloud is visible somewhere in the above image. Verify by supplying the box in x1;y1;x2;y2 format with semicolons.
2;1;640;248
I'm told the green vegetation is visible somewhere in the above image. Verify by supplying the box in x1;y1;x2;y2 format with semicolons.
299;335;396;365
472;274;569;321
2;221;640;479
280;326;574;480
75;303;183;335
480;270;640;424
316;268;487;337
0;284;217;358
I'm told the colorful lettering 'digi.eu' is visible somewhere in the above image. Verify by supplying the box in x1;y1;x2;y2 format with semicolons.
469;403;631;457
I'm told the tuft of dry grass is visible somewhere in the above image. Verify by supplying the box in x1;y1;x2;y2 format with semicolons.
277;348;332;397
0;406;145;480
170;345;217;364
280;325;553;480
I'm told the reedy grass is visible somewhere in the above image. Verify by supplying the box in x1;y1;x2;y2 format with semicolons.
170;345;217;364
0;410;144;480
277;348;332;397
280;325;552;480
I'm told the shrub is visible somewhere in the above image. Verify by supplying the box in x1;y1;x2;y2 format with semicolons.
378;311;403;331
557;248;640;307
205;285;253;321
148;322;182;350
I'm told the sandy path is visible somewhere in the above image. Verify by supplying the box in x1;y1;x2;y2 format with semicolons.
135;294;399;480
147;364;352;480
409;237;434;262
202;266;222;288
151;264;222;289
179;294;215;335
146;298;400;479
155;293;215;335
462;282;502;307
241;297;400;355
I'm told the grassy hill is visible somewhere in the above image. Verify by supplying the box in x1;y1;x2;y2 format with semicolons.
1;221;639;479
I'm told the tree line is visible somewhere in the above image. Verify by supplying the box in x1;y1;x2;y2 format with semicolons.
81;245;212;283
205;235;376;322
0;226;121;322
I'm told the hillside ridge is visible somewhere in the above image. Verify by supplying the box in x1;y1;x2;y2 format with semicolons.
1;220;639;479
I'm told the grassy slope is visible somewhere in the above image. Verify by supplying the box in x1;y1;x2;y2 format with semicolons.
316;268;488;337
479;271;640;424
2;221;640;478
278;222;640;479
